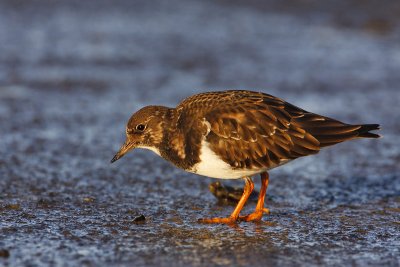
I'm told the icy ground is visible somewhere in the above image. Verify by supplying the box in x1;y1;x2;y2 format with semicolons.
0;0;399;266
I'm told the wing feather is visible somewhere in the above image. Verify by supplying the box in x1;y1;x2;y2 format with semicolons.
174;90;370;171
198;92;321;170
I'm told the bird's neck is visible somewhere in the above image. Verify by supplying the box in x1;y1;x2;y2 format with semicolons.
158;108;202;170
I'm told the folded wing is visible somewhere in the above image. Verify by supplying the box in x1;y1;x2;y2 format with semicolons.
203;92;321;170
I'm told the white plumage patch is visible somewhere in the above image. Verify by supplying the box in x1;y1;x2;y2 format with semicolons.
190;140;265;179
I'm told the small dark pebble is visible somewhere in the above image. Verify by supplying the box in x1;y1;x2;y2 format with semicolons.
132;215;146;223
0;249;10;258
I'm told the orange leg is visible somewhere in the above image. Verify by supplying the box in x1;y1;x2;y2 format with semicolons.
198;177;254;224
239;172;270;222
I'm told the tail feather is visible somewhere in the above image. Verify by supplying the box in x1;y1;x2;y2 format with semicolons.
357;124;381;138
314;123;380;147
294;114;381;148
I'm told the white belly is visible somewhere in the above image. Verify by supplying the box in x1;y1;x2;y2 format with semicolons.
189;140;267;179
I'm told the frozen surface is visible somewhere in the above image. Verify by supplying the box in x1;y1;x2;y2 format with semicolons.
0;0;399;266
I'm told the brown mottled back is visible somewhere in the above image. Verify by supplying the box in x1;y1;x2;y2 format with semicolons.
175;90;380;170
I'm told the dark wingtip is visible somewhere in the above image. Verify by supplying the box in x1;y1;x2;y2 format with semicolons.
358;124;381;138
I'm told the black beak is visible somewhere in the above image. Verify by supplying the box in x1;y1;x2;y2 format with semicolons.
110;141;134;163
110;153;122;163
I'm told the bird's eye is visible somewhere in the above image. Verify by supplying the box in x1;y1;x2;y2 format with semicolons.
135;124;146;131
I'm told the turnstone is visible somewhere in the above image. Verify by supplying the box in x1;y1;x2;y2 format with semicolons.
111;90;380;224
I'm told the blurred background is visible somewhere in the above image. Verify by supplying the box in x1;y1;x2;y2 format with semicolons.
0;1;399;266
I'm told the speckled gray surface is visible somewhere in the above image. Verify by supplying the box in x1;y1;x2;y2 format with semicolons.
0;0;399;266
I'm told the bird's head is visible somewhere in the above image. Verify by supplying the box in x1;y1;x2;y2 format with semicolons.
111;105;170;163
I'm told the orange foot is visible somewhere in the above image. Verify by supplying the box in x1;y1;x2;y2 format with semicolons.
198;177;255;225
198;217;238;224
239;208;270;222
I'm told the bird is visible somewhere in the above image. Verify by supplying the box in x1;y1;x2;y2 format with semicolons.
111;90;380;224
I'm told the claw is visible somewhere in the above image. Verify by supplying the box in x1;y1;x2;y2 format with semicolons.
238;210;264;222
263;208;270;214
